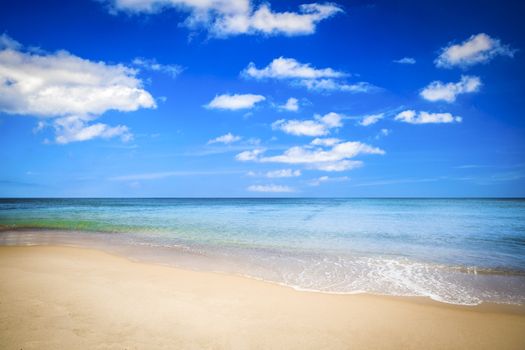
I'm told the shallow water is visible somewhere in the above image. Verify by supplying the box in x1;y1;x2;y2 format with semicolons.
1;198;524;305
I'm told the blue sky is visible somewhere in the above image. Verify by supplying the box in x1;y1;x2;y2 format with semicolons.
0;0;524;197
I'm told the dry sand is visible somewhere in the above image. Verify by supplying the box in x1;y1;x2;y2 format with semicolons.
1;245;524;349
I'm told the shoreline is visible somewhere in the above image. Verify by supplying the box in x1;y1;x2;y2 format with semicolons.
1;227;525;306
3;243;524;312
1;245;525;349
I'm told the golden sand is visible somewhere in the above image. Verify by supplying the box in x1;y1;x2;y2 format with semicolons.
1;246;524;349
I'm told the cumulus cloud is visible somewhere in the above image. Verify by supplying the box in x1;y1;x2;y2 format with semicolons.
260;141;383;163
208;132;242;144
0;45;155;117
0;35;155;143
263;142;382;172
205;93;265;110
435;33;515;68
311;137;341;146
235;148;266;161
242;57;375;93
359;113;383;126
393;57;416;64
53;116;132;144
312;160;363;172
265;169;301;178
0;33;21;50
279;97;299;111
132;57;183;78
394;110;462;124
319;112;343;127
272;112;343;136
103;1;342;37
235;138;381;172
243;57;345;79
420;75;481;102
247;184;294;193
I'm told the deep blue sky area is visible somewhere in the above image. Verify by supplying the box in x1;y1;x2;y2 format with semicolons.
0;0;524;197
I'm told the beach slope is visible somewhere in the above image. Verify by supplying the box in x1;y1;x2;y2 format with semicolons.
1;246;524;349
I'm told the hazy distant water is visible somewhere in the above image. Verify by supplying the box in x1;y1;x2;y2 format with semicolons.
1;198;524;305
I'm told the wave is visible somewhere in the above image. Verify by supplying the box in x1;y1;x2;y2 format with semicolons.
1;228;524;306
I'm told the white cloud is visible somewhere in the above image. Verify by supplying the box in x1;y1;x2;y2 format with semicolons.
309;175;349;186
420;75;481;102
311;160;363;172
393;57;416;64
208;132;242;144
205;93;265;110
0;43;155;118
359;113;383;126
132;57;183;78
104;1;342;37
243;57;345;79
272;119;325;137
242;57;375;93
272;112;343;136
298;79;374;92
32;120;46;134
259;141;383;172
376;128;390;139
0;35;155;143
265;169;301;178
235;148;265;161
247;184;294;193
319;112;343;128
247;169;301;178
435;33;515;68
235;137;381;172
261;141;383;164
229;3;342;37
311;137;341;146
53;116;132;144
394;110;462;124
0;33;21;50
279;97;299;111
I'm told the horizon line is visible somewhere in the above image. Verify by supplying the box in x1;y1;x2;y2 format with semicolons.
1;197;524;200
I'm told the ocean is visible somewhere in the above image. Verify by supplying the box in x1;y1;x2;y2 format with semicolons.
1;198;524;305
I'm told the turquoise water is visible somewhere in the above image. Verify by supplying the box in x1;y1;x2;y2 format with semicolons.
1;198;524;305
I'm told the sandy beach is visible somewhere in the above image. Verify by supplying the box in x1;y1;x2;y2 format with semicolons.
1;245;524;350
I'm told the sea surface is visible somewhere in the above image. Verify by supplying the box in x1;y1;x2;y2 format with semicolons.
1;198;524;305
